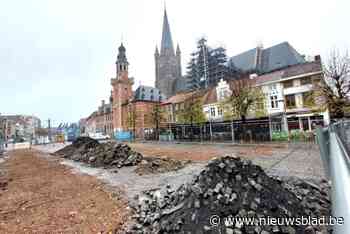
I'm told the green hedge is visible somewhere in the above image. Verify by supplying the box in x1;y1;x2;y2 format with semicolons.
272;131;289;141
272;130;315;141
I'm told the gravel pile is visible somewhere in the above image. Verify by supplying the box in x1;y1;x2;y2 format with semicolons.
135;157;190;175
281;177;330;218
129;155;330;234
54;137;142;168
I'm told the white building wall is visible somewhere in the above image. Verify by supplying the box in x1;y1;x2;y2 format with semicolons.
261;83;285;115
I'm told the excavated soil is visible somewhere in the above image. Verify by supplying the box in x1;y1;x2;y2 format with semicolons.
0;149;129;233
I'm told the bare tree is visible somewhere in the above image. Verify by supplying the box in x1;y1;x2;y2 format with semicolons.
222;77;266;122
316;50;350;118
149;101;165;140
176;92;207;140
177;93;206;125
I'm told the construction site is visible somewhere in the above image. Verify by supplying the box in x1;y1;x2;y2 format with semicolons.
0;137;332;233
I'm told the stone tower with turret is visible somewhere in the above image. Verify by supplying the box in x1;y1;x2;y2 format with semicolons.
111;43;133;132
155;8;182;98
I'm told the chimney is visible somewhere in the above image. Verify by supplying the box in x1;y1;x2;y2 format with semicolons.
314;55;321;62
255;43;263;71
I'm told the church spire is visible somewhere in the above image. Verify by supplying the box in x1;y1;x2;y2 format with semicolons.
176;43;181;55
160;8;175;56
155;45;159;56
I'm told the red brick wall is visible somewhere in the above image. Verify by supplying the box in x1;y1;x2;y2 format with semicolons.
120;101;158;138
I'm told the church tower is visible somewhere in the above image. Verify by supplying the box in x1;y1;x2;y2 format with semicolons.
155;8;182;98
111;43;133;132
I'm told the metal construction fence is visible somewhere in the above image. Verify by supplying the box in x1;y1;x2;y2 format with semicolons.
144;117;321;143
145;118;273;142
316;121;350;234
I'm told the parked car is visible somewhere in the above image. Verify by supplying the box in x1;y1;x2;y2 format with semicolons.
89;132;110;140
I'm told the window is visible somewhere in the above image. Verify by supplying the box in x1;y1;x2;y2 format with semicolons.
210;107;215;117
283;80;294;88
257;102;264;110
150;95;154;100
285;94;296;108
218;88;228;101
302;92;314;106
270;95;278;108
218;108;223;116
300;77;312;85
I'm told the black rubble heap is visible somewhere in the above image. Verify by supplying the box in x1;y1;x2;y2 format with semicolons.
130;155;331;234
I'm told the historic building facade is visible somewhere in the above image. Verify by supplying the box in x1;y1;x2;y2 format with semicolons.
162;56;329;133
110;43;164;138
82;98;113;137
111;43;134;132
155;9;183;98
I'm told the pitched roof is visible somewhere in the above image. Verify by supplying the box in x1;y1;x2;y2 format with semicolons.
229;47;257;72
163;91;196;104
163;88;209;104
229;42;306;74
134;85;165;102
255;61;322;85
202;87;217;105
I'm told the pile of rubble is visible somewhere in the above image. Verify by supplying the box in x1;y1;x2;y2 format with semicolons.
54;137;99;157
281;177;330;219
54;137;142;169
129;155;330;234
135;157;190;175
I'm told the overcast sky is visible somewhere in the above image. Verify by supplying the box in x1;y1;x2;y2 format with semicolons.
0;0;349;125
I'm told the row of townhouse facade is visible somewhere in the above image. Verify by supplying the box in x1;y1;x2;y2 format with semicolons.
257;56;329;132
80;41;328;139
0;115;41;141
161;56;329;132
81;99;114;137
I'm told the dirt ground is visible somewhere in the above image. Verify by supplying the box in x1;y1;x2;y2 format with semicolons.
129;142;284;161
129;142;325;180
0;149;129;234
